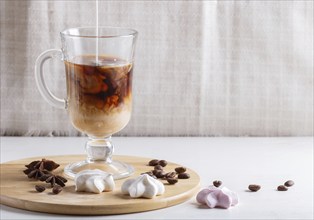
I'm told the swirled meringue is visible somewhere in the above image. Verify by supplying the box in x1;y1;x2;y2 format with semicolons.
196;186;239;209
74;169;115;194
121;174;165;199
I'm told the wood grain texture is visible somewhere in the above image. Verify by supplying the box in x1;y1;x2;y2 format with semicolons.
0;155;200;215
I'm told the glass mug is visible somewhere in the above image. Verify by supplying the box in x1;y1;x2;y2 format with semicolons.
35;27;138;179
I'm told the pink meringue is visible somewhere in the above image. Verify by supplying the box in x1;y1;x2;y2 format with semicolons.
196;186;239;209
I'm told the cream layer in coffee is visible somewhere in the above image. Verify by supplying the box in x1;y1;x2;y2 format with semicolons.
65;55;133;137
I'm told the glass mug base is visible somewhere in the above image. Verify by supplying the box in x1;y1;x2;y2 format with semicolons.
63;136;134;179
64;160;134;180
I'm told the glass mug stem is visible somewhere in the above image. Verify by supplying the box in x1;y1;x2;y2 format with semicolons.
85;136;114;163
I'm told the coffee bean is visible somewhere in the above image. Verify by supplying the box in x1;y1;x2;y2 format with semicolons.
178;173;190;179
175;167;186;174
165;172;176;179
52;185;63;194
155;170;166;179
284;180;294;187
213;180;222;188
152;169;159;176
35;185;46;192
154;165;163;171
148;159;159;166
277;185;288;191
159;160;167;167
167;178;178;185
248;184;261;192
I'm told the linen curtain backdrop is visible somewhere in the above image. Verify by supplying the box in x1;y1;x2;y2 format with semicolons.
0;1;313;136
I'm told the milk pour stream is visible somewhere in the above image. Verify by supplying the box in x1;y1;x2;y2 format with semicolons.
96;0;99;64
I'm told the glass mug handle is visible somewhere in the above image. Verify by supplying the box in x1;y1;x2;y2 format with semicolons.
34;49;66;109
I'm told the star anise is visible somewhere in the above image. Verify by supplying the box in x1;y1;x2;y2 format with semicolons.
23;168;50;179
39;173;67;187
23;158;60;179
25;158;60;171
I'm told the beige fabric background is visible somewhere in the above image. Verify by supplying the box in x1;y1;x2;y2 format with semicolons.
0;1;313;136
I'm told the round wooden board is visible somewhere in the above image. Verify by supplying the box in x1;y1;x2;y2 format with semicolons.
0;155;200;215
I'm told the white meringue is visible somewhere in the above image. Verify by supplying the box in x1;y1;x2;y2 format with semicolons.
121;174;165;199
196;186;239;209
75;169;115;194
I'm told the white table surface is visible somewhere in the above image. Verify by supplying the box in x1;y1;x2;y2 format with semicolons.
0;137;313;219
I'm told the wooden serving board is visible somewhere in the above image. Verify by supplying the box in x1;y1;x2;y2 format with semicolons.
0;155;200;215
